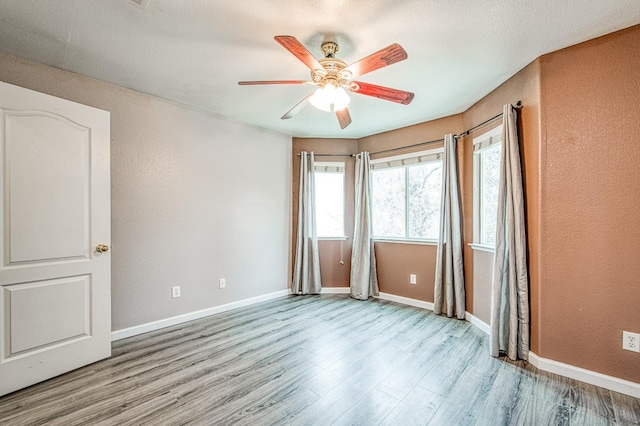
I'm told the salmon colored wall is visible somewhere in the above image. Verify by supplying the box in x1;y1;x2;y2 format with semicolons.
358;115;463;161
359;115;464;302
461;60;542;347
318;239;351;287
290;24;640;385
291;138;357;287
292;117;464;293
375;243;438;301
538;25;640;383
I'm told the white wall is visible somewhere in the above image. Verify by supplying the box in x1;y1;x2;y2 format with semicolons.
0;52;292;331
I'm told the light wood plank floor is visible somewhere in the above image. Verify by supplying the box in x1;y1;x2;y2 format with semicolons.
1;295;639;425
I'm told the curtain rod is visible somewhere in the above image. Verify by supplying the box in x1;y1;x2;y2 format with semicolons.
455;100;522;139
367;137;444;156
297;101;522;157
296;139;443;157
454;113;502;139
296;153;354;157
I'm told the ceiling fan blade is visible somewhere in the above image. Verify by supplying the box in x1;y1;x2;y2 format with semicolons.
350;81;414;105
336;107;352;129
238;80;309;85
281;93;313;120
343;43;408;78
274;36;323;71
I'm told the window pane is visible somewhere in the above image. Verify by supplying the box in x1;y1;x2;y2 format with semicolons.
408;163;442;239
480;146;501;245
371;168;405;237
315;171;344;237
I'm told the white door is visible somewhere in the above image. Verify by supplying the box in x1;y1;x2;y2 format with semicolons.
0;82;111;396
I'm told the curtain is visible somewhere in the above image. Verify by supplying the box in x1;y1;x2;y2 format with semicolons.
490;104;530;360
350;152;379;300
292;151;322;295
434;134;465;319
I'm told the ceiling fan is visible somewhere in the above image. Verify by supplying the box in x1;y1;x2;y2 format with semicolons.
238;36;414;129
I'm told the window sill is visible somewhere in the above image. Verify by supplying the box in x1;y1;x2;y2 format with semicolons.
469;243;495;253
374;238;438;246
318;236;349;241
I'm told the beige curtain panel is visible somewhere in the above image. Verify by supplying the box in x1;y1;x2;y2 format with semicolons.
434;134;465;319
350;152;379;300
292;151;322;295
490;104;530;360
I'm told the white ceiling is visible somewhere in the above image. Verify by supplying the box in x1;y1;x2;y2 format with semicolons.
1;0;639;138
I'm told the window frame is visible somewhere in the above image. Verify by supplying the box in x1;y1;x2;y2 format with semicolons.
314;161;347;240
472;125;503;251
370;148;444;244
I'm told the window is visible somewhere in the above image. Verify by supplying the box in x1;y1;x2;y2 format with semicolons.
314;162;345;238
473;126;502;247
371;150;443;241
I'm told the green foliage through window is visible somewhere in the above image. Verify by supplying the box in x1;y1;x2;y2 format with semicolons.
372;161;442;240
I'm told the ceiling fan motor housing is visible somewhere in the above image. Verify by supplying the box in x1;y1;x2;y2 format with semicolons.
238;35;413;129
321;41;339;58
313;42;352;88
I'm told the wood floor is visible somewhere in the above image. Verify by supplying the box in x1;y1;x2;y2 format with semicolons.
1;295;639;425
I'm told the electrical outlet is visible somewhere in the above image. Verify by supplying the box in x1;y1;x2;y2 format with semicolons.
623;331;640;352
171;286;181;299
219;278;226;289
410;274;417;284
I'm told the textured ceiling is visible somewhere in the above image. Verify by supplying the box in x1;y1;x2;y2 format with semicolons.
1;0;639;138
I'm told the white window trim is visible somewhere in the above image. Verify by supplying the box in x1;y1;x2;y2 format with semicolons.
468;243;495;253
314;161;345;172
370;147;444;169
473;125;503;247
374;237;438;246
371;148;443;242
314;161;346;238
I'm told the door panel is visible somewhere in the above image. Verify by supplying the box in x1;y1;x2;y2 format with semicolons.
6;276;90;356
6;111;90;264
0;82;111;396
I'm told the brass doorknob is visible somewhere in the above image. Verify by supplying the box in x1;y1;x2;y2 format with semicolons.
96;244;110;253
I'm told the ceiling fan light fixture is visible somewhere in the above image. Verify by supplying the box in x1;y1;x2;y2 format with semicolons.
309;83;351;113
309;86;332;112
239;36;413;129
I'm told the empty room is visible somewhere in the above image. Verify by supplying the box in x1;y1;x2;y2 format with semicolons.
0;1;639;425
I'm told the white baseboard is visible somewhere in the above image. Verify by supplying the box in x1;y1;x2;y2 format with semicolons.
528;351;640;398
111;289;289;341
317;289;436;312
465;311;490;334
460;312;640;398
321;287;350;294
378;296;640;399
111;287;640;398
287;287;350;295
377;292;435;311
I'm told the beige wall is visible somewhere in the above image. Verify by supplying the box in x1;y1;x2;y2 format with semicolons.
374;243;438;300
291;24;640;385
3;21;637;385
291;138;357;287
0;52;292;331
359;115;464;300
461;59;542;341
358;115;463;161
537;25;640;383
292;116;463;294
